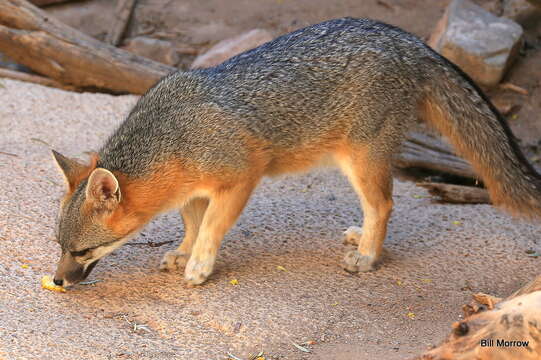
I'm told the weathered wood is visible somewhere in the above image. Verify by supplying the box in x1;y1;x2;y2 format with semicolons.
417;182;490;204
28;0;73;6
396;132;476;179
0;0;175;94
415;273;541;360
106;0;137;46
0;67;75;90
508;275;541;299
417;292;541;359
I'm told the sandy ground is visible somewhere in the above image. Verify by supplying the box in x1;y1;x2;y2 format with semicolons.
1;79;541;360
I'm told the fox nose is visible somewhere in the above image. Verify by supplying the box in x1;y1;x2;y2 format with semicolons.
53;278;63;286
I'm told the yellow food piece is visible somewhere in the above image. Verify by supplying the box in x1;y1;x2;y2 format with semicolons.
41;275;66;293
229;279;239;286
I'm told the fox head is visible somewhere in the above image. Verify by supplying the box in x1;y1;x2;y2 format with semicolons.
51;150;135;287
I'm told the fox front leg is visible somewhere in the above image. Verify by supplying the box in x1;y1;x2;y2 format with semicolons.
160;198;209;271
184;181;257;285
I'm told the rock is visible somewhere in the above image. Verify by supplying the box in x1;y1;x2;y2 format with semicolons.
504;0;532;18
502;0;541;22
429;0;523;87
122;37;180;66
190;29;274;69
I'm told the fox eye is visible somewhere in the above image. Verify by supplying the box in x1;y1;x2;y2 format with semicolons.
70;249;90;258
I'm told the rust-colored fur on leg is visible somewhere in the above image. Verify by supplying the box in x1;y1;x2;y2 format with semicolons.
335;145;394;272
184;179;260;285
159;198;209;271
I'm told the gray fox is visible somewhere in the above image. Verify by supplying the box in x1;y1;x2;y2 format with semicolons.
51;17;541;287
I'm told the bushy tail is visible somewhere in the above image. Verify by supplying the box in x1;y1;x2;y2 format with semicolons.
420;61;541;219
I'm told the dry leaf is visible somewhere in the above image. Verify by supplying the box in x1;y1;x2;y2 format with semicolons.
473;293;502;310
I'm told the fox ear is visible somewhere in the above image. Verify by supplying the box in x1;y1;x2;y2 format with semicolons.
85;168;121;208
52;150;97;192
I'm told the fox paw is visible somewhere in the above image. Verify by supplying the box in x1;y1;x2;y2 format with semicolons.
184;256;215;286
343;226;363;246
159;250;189;271
343;250;376;273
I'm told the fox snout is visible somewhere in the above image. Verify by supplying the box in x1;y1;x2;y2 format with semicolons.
54;252;99;286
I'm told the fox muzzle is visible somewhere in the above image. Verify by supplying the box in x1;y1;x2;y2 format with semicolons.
54;252;99;286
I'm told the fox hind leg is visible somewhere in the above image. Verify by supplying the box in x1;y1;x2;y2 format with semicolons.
159;198;209;271
336;147;394;272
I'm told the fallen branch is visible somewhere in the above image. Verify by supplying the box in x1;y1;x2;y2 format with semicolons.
415;275;541;360
417;182;490;204
500;82;529;95
28;0;74;5
0;67;75;90
0;150;19;157
376;0;396;11
125;240;173;248
396;132;476;179
106;0;137;46
0;0;175;94
508;275;541;299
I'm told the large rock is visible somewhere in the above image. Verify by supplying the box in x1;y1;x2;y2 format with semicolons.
429;0;524;87
122;37;180;66
190;29;273;69
502;0;541;22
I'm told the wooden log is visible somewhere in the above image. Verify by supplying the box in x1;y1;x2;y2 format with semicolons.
0;0;175;94
508;275;541;299
0;67;75;90
397;132;476;179
417;182;490;204
28;0;73;6
106;0;137;46
415;275;541;360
